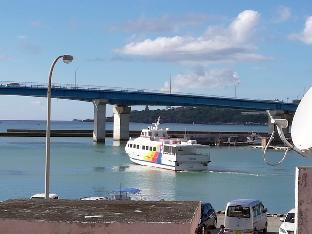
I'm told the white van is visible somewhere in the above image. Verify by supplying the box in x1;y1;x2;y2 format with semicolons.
224;199;267;233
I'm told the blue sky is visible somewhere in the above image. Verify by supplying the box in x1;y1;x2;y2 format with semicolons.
0;0;312;120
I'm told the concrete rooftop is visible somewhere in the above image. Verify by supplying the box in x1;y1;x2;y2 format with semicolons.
0;199;199;224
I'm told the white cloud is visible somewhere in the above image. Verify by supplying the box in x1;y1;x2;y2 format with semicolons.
31;20;43;28
109;14;209;33
161;69;240;92
229;10;260;43
0;55;11;62
274;6;292;23
116;10;269;63
17;35;28;39
17;37;42;55
290;16;312;44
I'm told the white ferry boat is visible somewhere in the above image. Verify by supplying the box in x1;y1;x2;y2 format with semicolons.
125;118;210;171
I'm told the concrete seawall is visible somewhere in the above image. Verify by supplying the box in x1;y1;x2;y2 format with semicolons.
0;129;268;145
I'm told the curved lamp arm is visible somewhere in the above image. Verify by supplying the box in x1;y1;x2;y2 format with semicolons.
45;54;73;199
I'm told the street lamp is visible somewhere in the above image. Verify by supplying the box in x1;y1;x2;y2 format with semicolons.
45;54;73;199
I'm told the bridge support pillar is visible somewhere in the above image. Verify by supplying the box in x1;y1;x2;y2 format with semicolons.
93;100;107;143
113;105;131;141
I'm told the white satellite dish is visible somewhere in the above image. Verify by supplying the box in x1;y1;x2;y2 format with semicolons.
291;87;312;153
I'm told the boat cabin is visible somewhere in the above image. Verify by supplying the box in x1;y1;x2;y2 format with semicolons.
140;128;169;139
140;117;169;139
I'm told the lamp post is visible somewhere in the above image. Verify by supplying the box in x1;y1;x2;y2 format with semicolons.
45;54;73;199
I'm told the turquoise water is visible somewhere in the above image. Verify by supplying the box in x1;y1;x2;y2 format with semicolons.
0;120;267;132
0;121;310;213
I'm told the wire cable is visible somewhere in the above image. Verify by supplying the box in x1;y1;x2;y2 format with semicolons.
263;129;289;166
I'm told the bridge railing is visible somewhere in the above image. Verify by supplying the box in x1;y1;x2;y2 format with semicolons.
0;80;292;103
0;80;233;99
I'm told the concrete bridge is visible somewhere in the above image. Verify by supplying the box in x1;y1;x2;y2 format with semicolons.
0;81;298;142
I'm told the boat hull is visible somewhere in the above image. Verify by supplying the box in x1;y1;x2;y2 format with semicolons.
129;156;208;171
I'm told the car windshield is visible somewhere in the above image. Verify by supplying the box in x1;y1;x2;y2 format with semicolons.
285;212;295;223
227;205;250;218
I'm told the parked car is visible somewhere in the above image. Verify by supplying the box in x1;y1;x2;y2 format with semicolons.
5;82;20;87
30;193;59;199
80;196;108;201
224;199;267;233
196;202;217;232
279;208;295;234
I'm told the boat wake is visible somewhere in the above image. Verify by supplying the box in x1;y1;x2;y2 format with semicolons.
208;168;263;177
112;164;162;173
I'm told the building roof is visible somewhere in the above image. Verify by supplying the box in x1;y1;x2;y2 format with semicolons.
0;199;200;223
227;199;261;207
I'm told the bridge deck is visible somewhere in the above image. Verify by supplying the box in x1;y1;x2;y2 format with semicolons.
0;82;297;111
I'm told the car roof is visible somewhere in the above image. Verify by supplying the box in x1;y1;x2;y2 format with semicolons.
288;208;295;213
80;196;107;201
227;199;261;207
31;193;58;199
201;202;212;206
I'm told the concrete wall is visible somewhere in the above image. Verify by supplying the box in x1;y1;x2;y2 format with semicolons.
296;167;312;234
0;217;200;234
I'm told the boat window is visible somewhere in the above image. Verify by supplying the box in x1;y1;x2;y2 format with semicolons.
137;145;140;149
133;144;136;148
142;146;145;150
149;146;153;151
153;147;156;151
163;146;170;153
129;144;132;148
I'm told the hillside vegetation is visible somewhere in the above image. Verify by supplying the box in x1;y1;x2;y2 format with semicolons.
129;106;267;125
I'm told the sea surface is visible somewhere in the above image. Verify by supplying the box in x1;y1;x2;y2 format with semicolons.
0;120;311;213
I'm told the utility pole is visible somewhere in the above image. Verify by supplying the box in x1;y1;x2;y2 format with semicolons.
169;74;172;95
74;67;79;88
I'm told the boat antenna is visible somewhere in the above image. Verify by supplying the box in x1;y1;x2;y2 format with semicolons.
153;116;161;130
156;116;160;129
